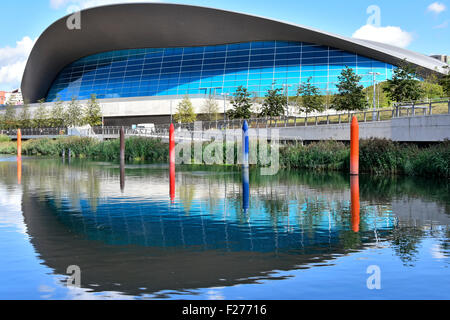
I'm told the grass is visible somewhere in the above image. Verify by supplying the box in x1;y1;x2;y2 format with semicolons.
0;136;448;178
0;136;169;162
281;139;449;178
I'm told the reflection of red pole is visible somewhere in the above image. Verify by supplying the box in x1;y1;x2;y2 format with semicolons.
17;129;22;160
169;123;175;201
17;158;22;185
350;175;360;233
350;117;359;175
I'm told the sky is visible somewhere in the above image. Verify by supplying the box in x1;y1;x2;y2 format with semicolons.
0;0;448;91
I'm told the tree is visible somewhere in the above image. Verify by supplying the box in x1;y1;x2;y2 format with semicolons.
18;101;32;128
64;97;84;127
1;103;17;129
174;96;196;123
227;86;253;120
83;94;103;127
201;95;220;121
383;62;424;103
33;99;49;128
259;85;286;117
50;97;65;128
439;66;450;96
296;77;325;115
332;67;368;111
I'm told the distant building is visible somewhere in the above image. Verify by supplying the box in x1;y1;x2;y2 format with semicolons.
0;89;23;106
430;55;450;64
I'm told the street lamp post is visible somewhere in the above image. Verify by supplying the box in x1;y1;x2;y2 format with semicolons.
368;72;381;121
282;84;292;117
222;92;230;128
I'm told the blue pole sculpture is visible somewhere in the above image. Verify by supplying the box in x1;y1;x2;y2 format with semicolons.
242;120;249;168
242;120;250;213
242;167;250;213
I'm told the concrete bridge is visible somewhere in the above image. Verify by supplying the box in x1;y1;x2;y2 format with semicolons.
3;102;450;143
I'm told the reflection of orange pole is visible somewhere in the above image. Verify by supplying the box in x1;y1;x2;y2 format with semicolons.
169;123;175;201
17;158;22;185
350;117;359;175
17;129;22;160
350;175;360;232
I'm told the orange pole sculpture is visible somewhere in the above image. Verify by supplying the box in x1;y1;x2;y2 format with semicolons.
350;175;360;232
169;123;175;201
17;129;22;160
350;116;359;175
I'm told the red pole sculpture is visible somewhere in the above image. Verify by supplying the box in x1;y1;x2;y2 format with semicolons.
169;123;175;201
17;129;22;160
350;175;360;233
350;116;359;175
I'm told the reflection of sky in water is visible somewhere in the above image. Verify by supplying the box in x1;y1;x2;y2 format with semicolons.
0;157;448;300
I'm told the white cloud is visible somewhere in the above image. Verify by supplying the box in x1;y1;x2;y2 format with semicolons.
427;2;446;14
0;36;35;91
352;24;413;48
50;0;159;10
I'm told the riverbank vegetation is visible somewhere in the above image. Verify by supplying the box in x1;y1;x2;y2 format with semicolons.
0;135;448;178
281;139;449;178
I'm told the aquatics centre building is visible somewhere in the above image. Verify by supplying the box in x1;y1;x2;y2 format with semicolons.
21;3;448;125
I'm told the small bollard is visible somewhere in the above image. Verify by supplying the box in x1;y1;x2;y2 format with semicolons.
350;116;359;175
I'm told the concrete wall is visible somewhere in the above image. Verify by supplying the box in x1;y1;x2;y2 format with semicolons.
275;114;450;142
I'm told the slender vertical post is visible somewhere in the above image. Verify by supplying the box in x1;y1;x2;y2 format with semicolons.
350;116;359;175
119;127;125;192
120;126;125;163
448;99;450;114
17;129;22;160
169;123;175;201
350;175;360;233
242;120;249;168
17;158;22;185
242;166;250;214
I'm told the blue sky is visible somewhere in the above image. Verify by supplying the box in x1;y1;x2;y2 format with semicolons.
0;0;448;91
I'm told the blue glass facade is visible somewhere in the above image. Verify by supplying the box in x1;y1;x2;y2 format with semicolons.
46;41;395;102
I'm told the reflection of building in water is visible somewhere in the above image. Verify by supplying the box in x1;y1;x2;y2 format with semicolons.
1;159;447;296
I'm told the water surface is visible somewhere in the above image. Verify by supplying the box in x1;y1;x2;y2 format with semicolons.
0;156;448;299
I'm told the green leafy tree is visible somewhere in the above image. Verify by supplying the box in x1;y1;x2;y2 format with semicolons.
33;99;49;128
64;97;84;127
259;84;286;117
227;86;253;119
174;96;196;123
18;101;32;128
439;66;450;96
332;67;368;111
50;98;66;127
383;62;424;103
1;103;17;129
296;78;325;115
201;95;220;121
83;94;103;127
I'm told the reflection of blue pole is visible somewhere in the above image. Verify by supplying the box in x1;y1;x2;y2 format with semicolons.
242;167;249;213
242;120;249;168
